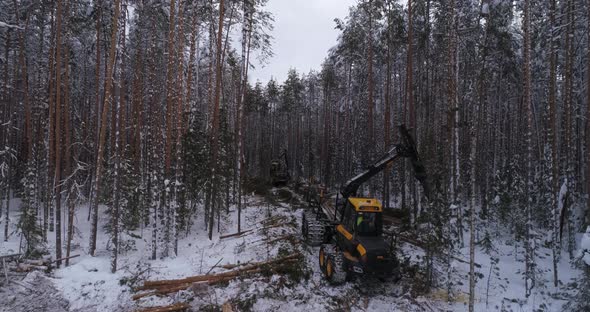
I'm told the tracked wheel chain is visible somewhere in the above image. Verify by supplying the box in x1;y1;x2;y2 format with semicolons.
327;249;347;285
320;244;346;285
302;211;326;246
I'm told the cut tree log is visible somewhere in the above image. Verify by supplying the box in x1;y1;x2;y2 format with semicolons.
222;301;234;312
134;253;303;300
220;229;254;239
263;234;298;245
134;303;190;312
260;215;286;226
142;253;301;288
220;223;286;240
15;263;48;272
48;254;80;264
134;269;264;300
23;259;46;266
221;253;298;270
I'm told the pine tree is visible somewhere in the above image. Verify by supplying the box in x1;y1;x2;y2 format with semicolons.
89;0;121;257
19;157;43;257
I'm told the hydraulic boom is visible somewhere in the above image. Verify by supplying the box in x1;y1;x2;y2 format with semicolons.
340;125;430;200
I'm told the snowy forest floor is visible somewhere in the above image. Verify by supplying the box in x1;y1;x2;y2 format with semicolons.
0;188;584;312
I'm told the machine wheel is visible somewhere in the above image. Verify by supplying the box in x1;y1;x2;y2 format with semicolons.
326;252;347;285
302;212;325;246
319;244;335;273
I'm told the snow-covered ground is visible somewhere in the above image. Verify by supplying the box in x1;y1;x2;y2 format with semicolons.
0;190;584;311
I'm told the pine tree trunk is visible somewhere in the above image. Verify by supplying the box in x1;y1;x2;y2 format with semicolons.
111;90;120;273
186;2;200;129
4;176;10;242
47;9;56;236
111;1;128;272
523;0;535;297
564;0;576;259
173;0;187;256
236;0;252;234
165;0;177;176
17;12;32;161
447;0;459;204
89;0;121;257
2;29;9;243
64;45;74;267
132;49;143;173
53;0;64;268
119;2;128;151
208;0;225;240
407;0;415;130
549;0;560;288
366;0;374;149
383;11;392;210
587;0;590;229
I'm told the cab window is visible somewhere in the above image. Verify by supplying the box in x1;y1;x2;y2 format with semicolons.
355;212;380;236
344;204;355;231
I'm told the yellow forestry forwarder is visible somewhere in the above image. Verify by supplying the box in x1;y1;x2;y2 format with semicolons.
301;125;430;284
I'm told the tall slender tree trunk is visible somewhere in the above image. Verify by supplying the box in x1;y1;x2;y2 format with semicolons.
208;0;225;240
2;29;10;243
111;0;128;272
236;0;252;234
132;49;143;172
119;2;128;151
563;0;576;258
17;12;32;161
89;0;102;224
523;0;535;297
447;0;459;204
173;0;187;256
549;0;560;288
407;0;415;130
47;9;56;235
89;0;121;257
165;0;177;176
53;0;64;268
366;0;374;148
384;8;392;210
64;46;75;267
587;0;590;229
186;3;200;129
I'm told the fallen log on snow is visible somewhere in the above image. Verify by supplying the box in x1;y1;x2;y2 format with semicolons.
141;253;296;288
133;268;264;300
134;253;303;299
15;263;48;272
23;259;46;266
220;251;299;270
48;254;80;264
220;223;286;240
219;229;254;239
260;215;287;226
134;303;190;312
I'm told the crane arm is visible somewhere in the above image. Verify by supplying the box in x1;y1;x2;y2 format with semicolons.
339;125;430;200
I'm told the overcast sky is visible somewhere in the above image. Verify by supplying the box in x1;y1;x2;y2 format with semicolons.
248;0;357;84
